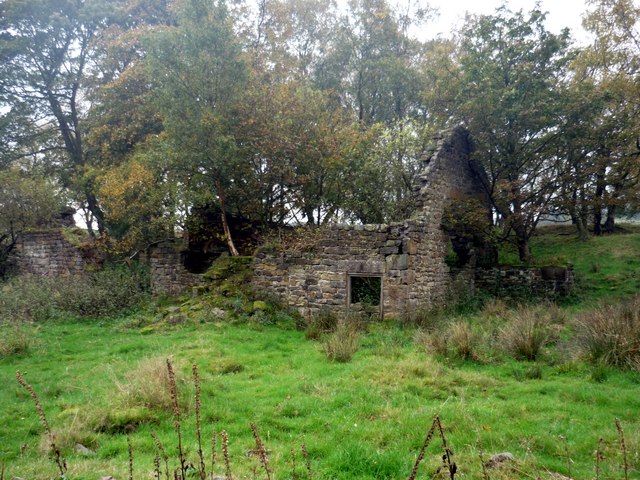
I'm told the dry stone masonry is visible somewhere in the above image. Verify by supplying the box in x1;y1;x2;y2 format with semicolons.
253;127;488;317
10;230;90;276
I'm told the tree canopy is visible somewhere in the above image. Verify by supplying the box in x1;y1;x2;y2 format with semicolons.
1;0;638;261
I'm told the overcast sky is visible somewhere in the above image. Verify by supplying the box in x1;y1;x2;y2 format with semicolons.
401;0;595;43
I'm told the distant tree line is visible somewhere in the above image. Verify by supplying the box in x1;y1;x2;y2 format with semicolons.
1;0;638;261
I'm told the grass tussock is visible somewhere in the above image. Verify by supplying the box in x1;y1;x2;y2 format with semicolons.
575;296;640;370
113;356;190;413
323;318;361;362
499;305;552;361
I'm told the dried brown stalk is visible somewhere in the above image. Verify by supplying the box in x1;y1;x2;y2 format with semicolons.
478;445;489;480
193;363;206;480
408;416;438;480
154;449;161;480
290;448;298;480
301;443;313;480
594;437;604;480
250;423;272;480
128;436;134;480
167;358;187;479
151;432;170;480
15;371;67;477
211;431;217;480
222;430;233;480
435;415;457;479
615;418;629;480
559;435;572;479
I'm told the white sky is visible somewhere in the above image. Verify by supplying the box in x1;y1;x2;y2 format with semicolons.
401;0;595;44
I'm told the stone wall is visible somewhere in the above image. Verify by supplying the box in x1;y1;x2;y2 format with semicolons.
253;127;483;317
146;241;205;295
475;265;574;299
10;230;90;276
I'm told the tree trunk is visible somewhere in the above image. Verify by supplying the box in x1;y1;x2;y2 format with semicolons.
604;203;617;234
215;177;239;256
593;163;606;236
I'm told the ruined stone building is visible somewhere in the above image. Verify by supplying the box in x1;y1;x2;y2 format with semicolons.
252;127;493;318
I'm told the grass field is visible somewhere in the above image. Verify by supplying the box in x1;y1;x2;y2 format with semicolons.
1;227;639;479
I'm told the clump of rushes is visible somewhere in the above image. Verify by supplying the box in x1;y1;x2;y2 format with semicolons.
193;363;206;480
151;432;170;480
15;371;67;477
166;358;186;479
301;443;313;480
615;418;629;480
222;430;233;480
250;423;271;480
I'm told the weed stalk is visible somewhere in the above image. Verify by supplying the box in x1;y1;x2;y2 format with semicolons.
151;432;170;480
301;443;313;480
15;371;67;477
166;358;187;479
408;416;438;480
559;435;571;478
290;448;298;480
250;423;272;480
193;363;206;480
128;436;134;480
595;437;604;480
210;431;217;480
615;418;628;480
222;430;233;480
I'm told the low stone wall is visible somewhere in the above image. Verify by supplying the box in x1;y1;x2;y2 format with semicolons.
475;265;574;299
146;241;205;295
253;221;471;318
10;230;90;276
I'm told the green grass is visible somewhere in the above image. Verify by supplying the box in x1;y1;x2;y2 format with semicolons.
500;224;640;301
1;317;639;479
2;227;640;479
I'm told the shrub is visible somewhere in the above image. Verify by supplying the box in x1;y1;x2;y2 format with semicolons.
0;276;58;322
323;318;361;362
55;265;149;318
575;296;640;370
500;305;551;360
113;356;190;414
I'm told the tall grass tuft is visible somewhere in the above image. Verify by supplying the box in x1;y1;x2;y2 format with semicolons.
575;296;640;369
304;309;339;340
115;356;189;413
323;318;361;362
15;371;67;476
0;323;36;358
500;305;551;360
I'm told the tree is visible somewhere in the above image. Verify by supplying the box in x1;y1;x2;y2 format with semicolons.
0;0;117;234
314;0;431;125
142;0;249;255
577;0;640;234
442;7;572;261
